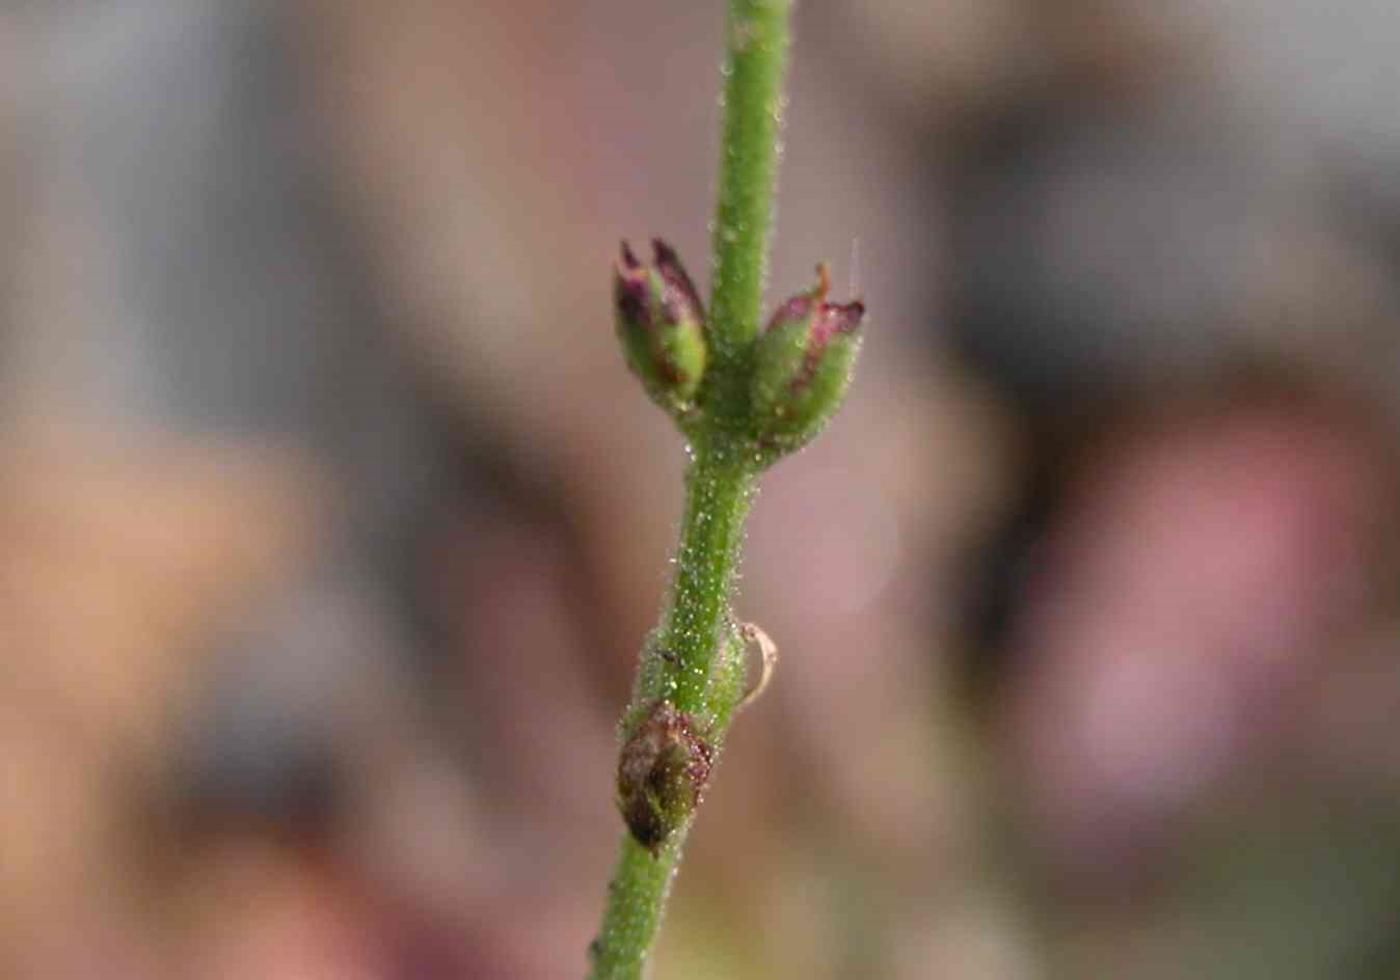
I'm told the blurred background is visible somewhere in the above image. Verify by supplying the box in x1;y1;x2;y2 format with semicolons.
6;0;1400;976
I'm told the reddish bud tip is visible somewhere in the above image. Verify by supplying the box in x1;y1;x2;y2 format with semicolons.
652;239;704;320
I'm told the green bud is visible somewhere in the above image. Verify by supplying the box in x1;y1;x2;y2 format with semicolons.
616;700;714;853
749;264;864;460
614;239;708;416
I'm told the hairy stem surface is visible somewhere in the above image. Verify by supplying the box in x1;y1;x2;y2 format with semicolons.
667;445;754;713
590;835;684;979
588;1;792;976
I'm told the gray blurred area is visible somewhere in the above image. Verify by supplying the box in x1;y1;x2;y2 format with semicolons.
5;1;1400;977
9;0;451;829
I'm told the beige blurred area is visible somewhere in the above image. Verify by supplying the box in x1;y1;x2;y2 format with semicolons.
6;1;1400;977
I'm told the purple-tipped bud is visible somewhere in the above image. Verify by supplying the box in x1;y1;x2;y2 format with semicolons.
749;264;865;460
614;240;708;416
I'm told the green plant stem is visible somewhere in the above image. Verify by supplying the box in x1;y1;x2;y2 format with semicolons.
588;2;792;977
706;0;793;428
667;444;755;713
590;835;684;980
589;448;756;980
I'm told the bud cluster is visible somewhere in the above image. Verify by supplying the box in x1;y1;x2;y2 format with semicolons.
613;240;864;463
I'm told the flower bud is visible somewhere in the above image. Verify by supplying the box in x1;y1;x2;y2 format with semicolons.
616;700;714;853
614;240;709;415
749;264;864;458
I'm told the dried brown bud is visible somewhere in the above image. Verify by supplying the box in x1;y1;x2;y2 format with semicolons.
616;700;714;853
